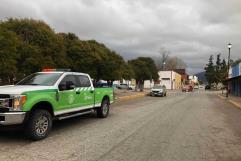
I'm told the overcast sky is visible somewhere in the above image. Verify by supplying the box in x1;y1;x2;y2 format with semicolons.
0;0;240;74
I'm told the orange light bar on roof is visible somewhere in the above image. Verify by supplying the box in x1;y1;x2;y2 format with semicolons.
42;68;56;72
42;68;71;72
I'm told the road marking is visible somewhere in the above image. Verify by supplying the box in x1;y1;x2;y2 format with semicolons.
217;94;241;109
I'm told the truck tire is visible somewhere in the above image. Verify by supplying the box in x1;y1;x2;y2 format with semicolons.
25;109;52;140
97;98;110;118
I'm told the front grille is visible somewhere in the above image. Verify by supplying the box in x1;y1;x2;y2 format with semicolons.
0;108;9;112
0;94;12;110
0;116;5;121
0;94;10;99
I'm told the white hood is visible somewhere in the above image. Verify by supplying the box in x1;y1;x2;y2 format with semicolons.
0;85;56;95
151;88;163;92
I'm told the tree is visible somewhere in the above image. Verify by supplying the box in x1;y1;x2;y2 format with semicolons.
129;57;158;91
220;59;227;85
154;48;186;70
213;54;222;85
0;18;130;85
0;28;19;84
205;54;228;88
165;56;187;70
60;33;127;83
1;18;68;79
205;55;215;85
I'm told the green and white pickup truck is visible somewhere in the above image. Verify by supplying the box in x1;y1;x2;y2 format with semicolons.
0;69;114;140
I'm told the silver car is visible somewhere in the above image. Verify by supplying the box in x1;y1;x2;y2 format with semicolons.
150;85;167;97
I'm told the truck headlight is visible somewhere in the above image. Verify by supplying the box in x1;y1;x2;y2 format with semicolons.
11;95;27;111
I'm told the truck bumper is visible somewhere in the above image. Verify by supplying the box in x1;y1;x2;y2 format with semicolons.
0;112;26;125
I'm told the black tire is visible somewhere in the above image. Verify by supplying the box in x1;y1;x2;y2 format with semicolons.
25;109;52;140
164;93;167;96
97;98;110;118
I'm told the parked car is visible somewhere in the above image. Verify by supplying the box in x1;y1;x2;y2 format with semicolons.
0;69;114;140
205;85;211;90
194;85;199;89
116;83;133;90
199;85;205;89
150;85;167;97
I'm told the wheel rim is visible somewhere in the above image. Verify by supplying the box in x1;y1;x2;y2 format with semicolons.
102;102;109;115
35;116;49;135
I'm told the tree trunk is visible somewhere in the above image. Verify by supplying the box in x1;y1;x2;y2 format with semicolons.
140;80;144;92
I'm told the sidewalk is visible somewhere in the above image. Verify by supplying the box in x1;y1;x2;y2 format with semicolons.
114;89;149;101
114;89;181;102
217;91;241;109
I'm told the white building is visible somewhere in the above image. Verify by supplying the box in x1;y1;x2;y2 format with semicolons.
158;71;182;90
188;75;198;84
144;80;155;89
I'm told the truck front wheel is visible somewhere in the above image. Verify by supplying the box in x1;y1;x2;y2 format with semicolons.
97;99;110;118
25;109;52;140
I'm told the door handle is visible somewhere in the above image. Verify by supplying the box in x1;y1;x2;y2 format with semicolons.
76;91;80;94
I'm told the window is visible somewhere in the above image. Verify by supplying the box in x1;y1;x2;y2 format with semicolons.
77;75;91;87
17;73;62;86
58;75;77;91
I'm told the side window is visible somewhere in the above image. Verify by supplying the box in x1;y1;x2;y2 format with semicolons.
58;75;77;91
77;75;91;87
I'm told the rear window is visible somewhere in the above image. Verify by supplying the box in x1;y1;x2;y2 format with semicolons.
77;75;91;87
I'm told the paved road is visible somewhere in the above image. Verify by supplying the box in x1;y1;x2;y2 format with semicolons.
1;91;241;161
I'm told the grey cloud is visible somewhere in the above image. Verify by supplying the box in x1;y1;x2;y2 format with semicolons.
0;0;240;74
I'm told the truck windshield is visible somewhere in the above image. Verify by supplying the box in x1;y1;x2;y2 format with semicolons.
16;73;62;86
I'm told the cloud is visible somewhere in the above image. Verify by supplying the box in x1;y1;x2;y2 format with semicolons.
0;0;240;74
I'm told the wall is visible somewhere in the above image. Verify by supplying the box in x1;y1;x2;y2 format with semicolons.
158;70;181;89
174;73;182;89
232;63;240;78
144;80;155;89
229;62;241;97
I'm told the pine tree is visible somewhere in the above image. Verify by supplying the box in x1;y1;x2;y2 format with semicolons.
214;54;222;84
220;59;227;85
205;55;215;86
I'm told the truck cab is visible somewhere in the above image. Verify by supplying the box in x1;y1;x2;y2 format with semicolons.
0;69;114;140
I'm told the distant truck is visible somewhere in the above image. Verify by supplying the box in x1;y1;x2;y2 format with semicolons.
0;69;114;140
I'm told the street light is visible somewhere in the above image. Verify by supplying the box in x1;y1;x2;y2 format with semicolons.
163;61;166;70
226;43;232;97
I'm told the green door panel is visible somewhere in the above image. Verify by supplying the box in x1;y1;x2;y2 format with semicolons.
57;89;80;110
76;87;95;107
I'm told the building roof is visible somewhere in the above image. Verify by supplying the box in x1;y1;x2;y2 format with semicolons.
173;69;186;75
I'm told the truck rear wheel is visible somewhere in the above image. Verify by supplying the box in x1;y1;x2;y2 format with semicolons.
97;98;110;118
25;109;52;140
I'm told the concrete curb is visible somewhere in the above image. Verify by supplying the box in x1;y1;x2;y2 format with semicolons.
117;93;148;101
217;94;241;109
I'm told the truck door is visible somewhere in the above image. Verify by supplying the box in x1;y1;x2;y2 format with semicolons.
75;75;95;108
57;75;80;111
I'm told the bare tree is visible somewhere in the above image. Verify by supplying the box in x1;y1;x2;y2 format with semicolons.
154;47;187;70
